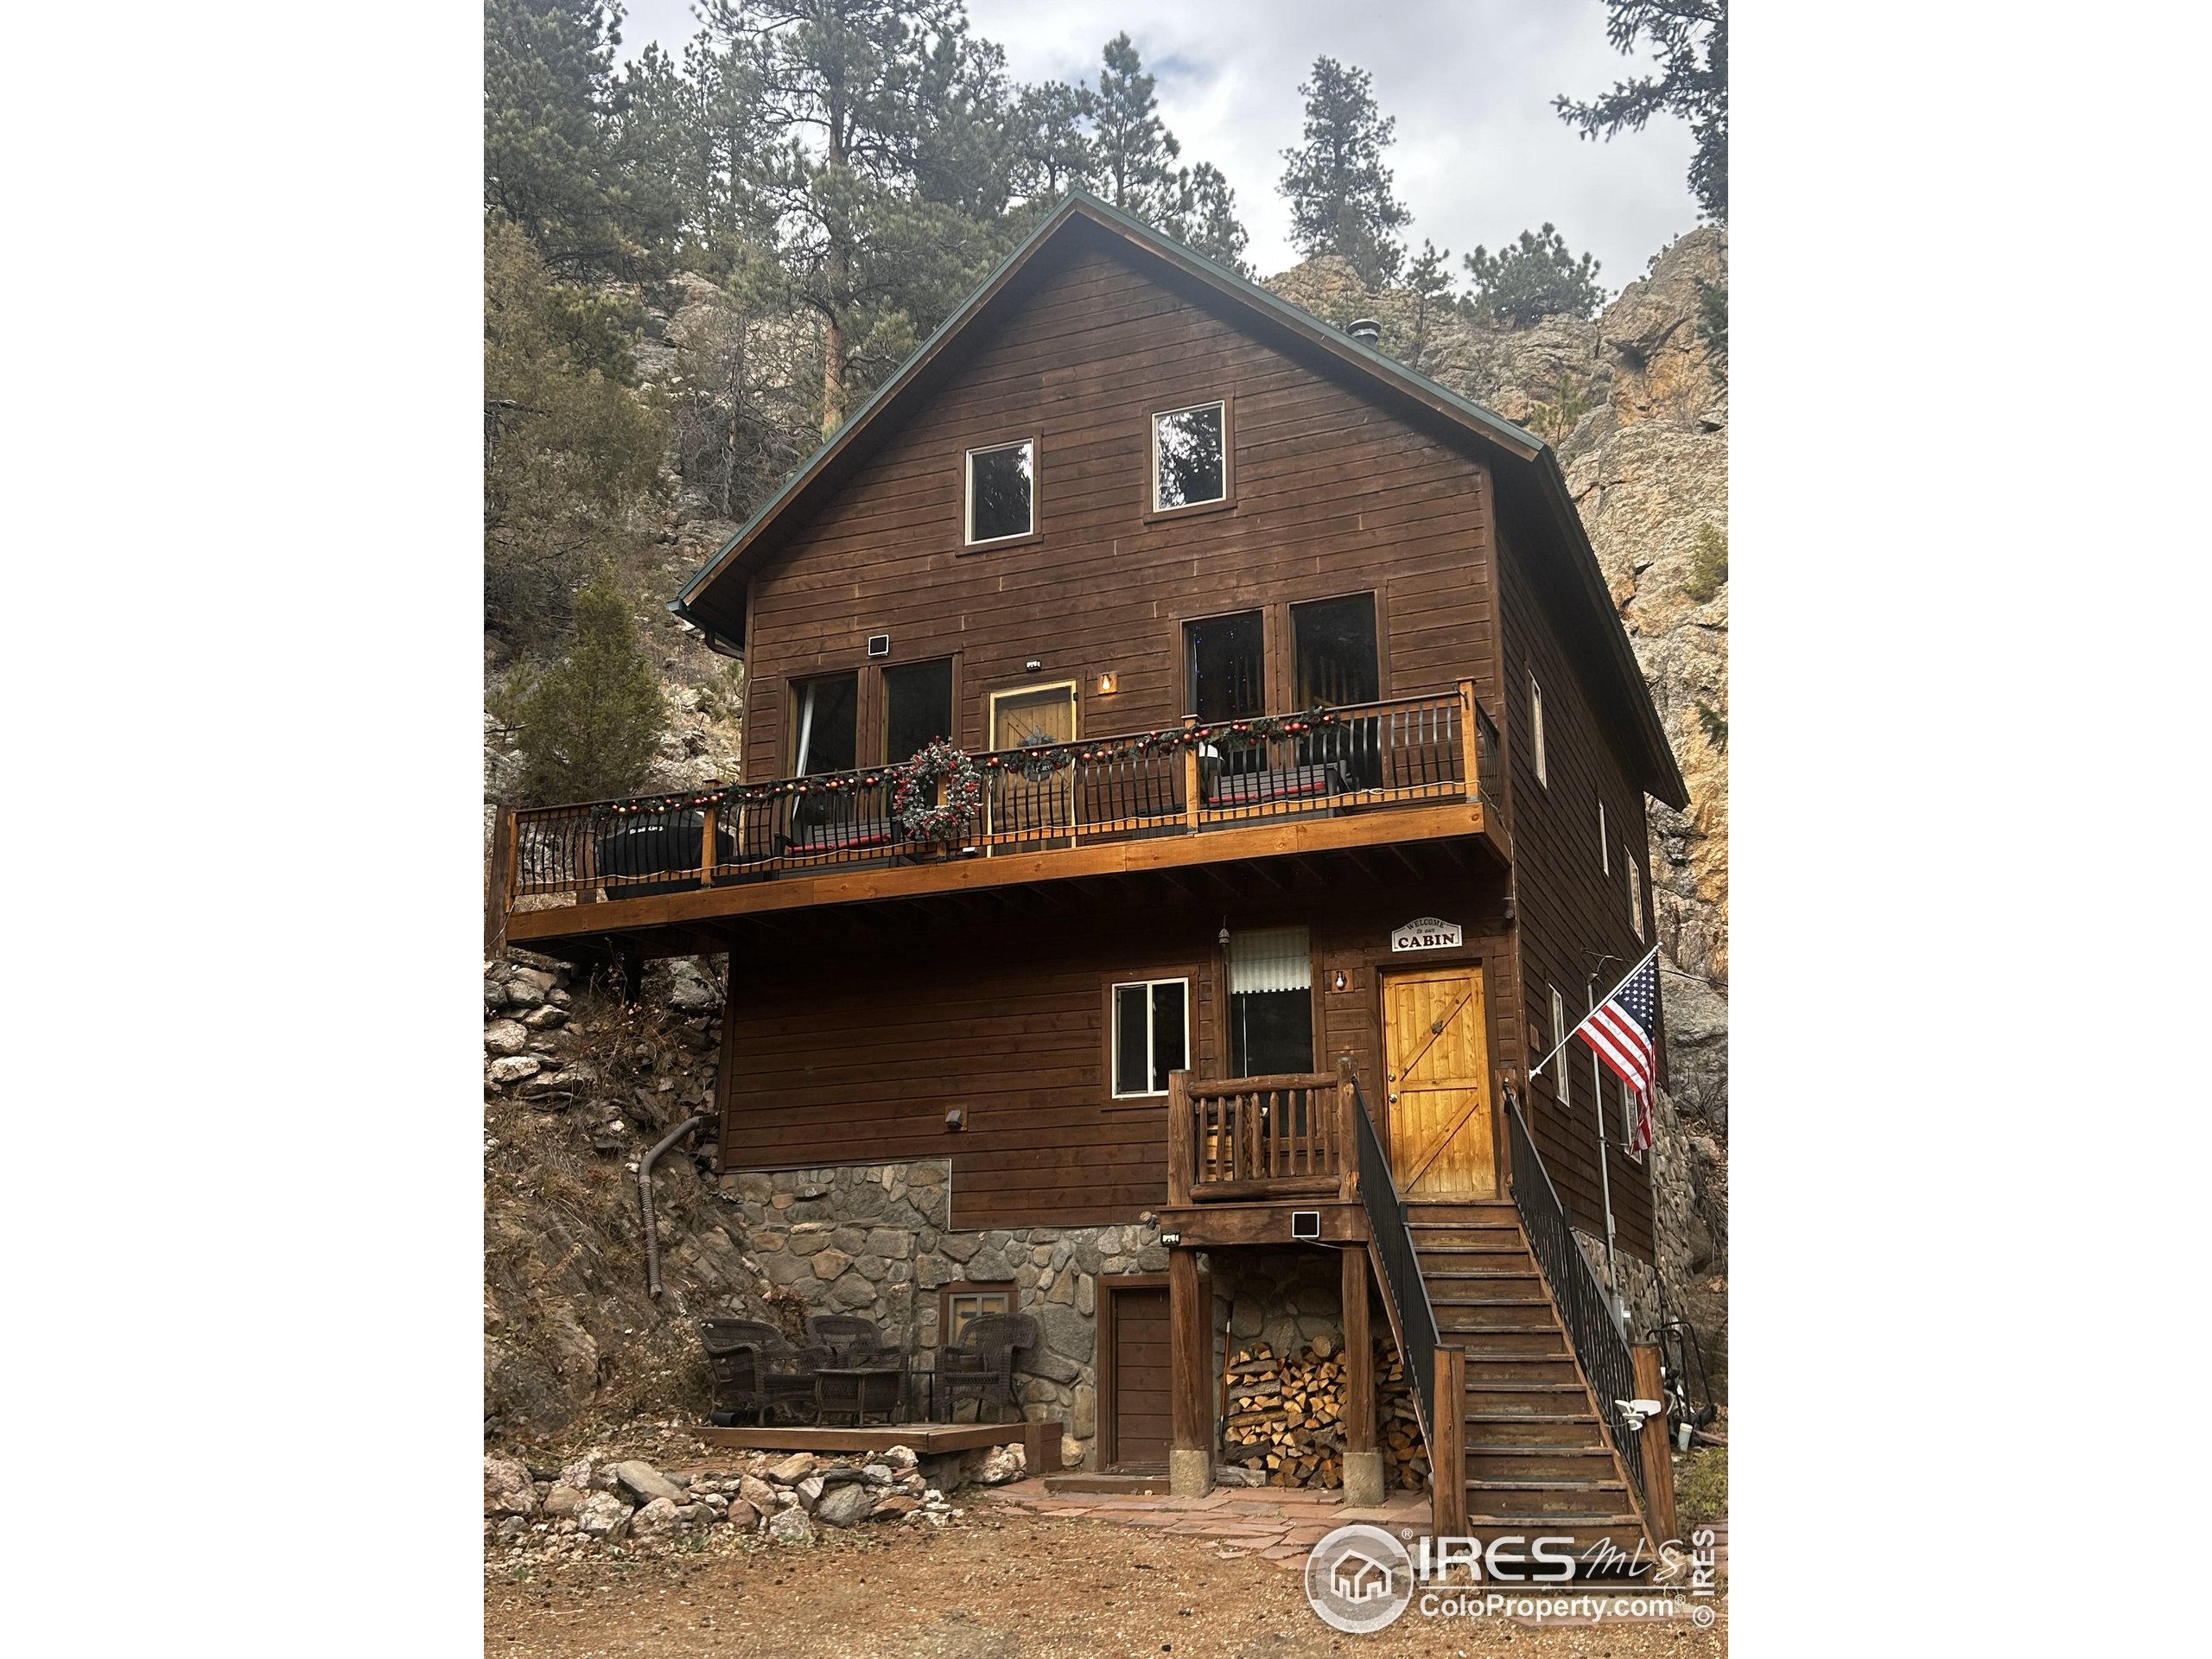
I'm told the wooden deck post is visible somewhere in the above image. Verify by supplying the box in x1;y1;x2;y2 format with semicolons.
484;807;516;957
1341;1246;1382;1505
1456;677;1478;800
1167;1245;1213;1497
1180;717;1202;831
1166;1070;1193;1207
1336;1054;1360;1202
698;800;719;888
1431;1344;1466;1537
1630;1342;1680;1544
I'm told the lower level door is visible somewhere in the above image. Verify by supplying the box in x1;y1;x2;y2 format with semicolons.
1382;965;1498;1198
1105;1284;1172;1471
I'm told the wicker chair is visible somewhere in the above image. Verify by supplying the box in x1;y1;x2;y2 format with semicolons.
697;1319;830;1425
938;1312;1038;1424
807;1314;892;1360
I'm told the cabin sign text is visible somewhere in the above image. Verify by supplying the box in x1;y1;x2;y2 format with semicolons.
1389;917;1463;952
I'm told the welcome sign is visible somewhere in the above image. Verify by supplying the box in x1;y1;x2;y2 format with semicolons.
1389;917;1463;952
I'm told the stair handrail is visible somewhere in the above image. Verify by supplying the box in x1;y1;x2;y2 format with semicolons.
1503;1084;1649;1516
1343;1060;1444;1465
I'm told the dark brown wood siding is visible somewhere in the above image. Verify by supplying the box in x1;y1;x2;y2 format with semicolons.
1496;524;1661;1260
739;245;1499;777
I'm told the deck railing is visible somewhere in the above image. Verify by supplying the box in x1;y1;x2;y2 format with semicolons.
503;683;1497;909
1504;1086;1648;1517
1167;1071;1352;1205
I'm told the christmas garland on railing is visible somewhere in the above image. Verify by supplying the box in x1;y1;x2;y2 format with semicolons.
582;706;1355;820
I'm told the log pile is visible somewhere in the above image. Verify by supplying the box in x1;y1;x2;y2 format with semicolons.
1217;1332;1431;1491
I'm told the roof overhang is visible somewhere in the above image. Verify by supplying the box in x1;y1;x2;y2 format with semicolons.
670;189;1687;809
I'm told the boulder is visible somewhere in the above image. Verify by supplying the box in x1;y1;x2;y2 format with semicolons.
881;1445;918;1472
629;1497;683;1540
575;1491;632;1540
488;1055;541;1086
871;1493;921;1517
543;1484;586;1520
484;1020;531;1057
483;1455;537;1516
724;1498;760;1531
766;1506;817;1546
766;1452;817;1484
739;1474;778;1514
797;1475;824;1507
677;1503;717;1528
815;1482;876;1528
611;1460;686;1506
974;1443;1027;1486
860;1462;894;1488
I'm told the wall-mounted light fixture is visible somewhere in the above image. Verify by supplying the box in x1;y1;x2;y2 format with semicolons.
1332;969;1349;993
1024;658;1043;673
1097;671;1117;695
944;1107;966;1132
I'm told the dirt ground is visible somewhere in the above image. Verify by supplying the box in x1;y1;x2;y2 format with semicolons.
484;1507;1726;1658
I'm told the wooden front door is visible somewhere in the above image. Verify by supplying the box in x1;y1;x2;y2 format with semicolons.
1102;1282;1172;1471
1382;966;1497;1198
988;682;1078;839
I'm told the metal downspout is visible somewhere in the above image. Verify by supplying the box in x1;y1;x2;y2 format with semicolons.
640;1114;709;1298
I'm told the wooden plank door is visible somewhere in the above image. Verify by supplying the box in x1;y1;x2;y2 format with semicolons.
1382;966;1497;1198
988;682;1078;842
1103;1283;1172;1471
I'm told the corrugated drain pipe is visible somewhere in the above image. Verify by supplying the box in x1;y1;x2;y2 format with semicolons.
641;1114;709;1298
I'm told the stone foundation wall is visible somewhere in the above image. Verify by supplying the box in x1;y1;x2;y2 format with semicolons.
713;1160;1168;1469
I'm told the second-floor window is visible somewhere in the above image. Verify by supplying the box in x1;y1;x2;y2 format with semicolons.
1111;977;1189;1097
1153;401;1226;510
1550;986;1569;1109
884;658;954;762
966;438;1033;543
1627;849;1643;940
1599;801;1609;874
790;673;858;776
1529;674;1548;786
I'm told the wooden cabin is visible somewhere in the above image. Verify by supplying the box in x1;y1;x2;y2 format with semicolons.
489;193;1691;1555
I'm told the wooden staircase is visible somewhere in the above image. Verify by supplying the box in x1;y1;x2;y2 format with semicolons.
1410;1198;1650;1556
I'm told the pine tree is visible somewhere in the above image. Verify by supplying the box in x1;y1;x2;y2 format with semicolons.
502;564;669;804
1088;33;1181;220
1007;79;1096;202
1278;57;1411;286
1555;0;1728;221
484;0;639;275
1172;162;1250;275
1403;239;1454;371
1461;225;1605;328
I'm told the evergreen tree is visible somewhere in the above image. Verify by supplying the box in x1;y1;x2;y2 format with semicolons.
1403;239;1454;371
1088;33;1181;220
1278;57;1410;286
1007;79;1096;202
501;563;669;804
1555;0;1728;221
1170;162;1249;275
1461;225;1605;328
485;0;629;273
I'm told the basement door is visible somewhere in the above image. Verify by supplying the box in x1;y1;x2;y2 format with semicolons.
1382;966;1498;1198
1101;1281;1172;1471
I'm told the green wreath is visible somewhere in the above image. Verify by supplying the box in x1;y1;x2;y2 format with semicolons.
892;738;983;845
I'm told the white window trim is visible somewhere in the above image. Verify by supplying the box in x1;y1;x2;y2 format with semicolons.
1529;674;1548;786
1150;400;1228;512
1627;848;1643;940
1550;986;1568;1109
1110;976;1191;1098
1599;801;1609;873
963;437;1035;546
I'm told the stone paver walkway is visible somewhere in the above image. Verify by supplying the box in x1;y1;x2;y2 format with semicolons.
981;1478;1430;1566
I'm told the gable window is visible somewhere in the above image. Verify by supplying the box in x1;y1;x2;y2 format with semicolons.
1549;986;1570;1108
1152;401;1227;510
966;439;1034;544
1529;674;1548;786
884;658;954;763
1229;928;1313;1077
1599;801;1609;874
1627;850;1643;940
790;673;858;776
1111;977;1189;1096
940;1281;1017;1344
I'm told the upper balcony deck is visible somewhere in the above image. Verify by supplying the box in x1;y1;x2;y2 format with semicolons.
489;683;1510;959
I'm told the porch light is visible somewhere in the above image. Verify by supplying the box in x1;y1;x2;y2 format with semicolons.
1097;671;1117;694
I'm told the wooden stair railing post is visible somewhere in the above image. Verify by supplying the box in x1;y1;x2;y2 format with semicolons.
1166;1070;1194;1207
1457;677;1477;800
1340;1244;1383;1504
1336;1054;1359;1202
698;799;718;889
1181;716;1201;831
1432;1345;1467;1537
1630;1342;1680;1544
485;807;516;957
1167;1245;1214;1497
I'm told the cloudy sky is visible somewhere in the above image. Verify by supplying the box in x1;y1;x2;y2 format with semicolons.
616;0;1701;292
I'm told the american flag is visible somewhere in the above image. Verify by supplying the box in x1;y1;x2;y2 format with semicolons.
1580;948;1660;1153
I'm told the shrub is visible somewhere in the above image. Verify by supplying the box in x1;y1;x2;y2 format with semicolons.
498;564;666;804
1461;224;1605;328
1686;523;1728;601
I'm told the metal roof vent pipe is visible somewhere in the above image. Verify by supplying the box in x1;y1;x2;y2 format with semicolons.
1346;317;1382;344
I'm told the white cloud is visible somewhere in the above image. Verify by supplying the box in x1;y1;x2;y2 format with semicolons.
620;0;1703;291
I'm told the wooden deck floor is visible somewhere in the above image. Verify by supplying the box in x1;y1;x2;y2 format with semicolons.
699;1417;1060;1469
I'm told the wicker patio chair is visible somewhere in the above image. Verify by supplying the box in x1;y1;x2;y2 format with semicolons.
938;1312;1038;1424
697;1319;830;1425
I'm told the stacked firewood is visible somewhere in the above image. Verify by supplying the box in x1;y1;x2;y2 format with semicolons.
1376;1333;1428;1491
1221;1337;1347;1486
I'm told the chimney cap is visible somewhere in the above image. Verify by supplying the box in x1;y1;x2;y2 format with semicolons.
1345;317;1382;342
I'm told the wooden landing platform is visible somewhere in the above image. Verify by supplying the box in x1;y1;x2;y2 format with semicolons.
699;1417;1061;1470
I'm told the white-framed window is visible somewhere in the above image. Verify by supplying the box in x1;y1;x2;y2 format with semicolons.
1622;1071;1643;1163
1550;986;1569;1108
1111;977;1190;1096
1529;674;1547;786
1151;401;1227;510
1599;801;1609;873
1627;849;1643;940
965;438;1034;543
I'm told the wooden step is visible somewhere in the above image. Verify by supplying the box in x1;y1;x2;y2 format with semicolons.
1406;1200;1517;1219
1464;1353;1580;1386
1463;1381;1595;1415
1466;1478;1635;1518
1466;1445;1623;1483
1431;1325;1567;1357
1461;1413;1606;1449
1462;1519;1649;1560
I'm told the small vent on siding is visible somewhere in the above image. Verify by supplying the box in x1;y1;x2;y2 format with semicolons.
867;633;891;658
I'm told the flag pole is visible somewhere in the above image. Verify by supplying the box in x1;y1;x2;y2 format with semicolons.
1588;976;1622;1325
1528;944;1660;1079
